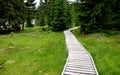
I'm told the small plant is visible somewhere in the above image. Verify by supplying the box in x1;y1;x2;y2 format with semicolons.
0;57;5;69
41;26;49;31
0;58;4;65
10;32;15;36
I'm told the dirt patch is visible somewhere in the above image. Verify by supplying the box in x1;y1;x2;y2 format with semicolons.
93;34;109;42
5;46;14;51
0;65;3;69
94;34;105;40
115;40;120;45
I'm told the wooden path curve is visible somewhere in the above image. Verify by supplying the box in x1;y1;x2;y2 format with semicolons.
61;27;99;75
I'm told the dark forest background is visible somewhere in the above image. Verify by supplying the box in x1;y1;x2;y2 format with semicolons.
0;0;120;34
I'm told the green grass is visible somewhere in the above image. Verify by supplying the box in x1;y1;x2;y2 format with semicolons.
73;29;120;75
0;27;67;75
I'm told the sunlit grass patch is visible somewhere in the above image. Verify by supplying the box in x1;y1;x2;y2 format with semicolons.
73;29;120;75
0;27;67;75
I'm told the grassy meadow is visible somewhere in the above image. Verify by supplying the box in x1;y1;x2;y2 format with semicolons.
0;27;67;75
73;29;120;75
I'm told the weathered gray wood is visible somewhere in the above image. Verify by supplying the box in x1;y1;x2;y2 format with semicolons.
61;27;99;75
64;71;96;75
65;68;96;74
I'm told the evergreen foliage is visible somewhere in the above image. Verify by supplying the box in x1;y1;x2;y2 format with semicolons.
0;0;36;33
0;0;119;33
36;0;71;31
36;0;49;26
48;0;70;31
25;0;36;27
75;0;120;33
0;0;25;33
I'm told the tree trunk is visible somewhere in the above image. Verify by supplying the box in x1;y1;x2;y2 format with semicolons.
22;21;25;30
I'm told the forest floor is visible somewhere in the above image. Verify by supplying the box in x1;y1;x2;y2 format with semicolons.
0;27;67;75
73;29;120;75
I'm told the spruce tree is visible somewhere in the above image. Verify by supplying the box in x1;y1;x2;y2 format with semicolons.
25;0;36;27
49;0;69;31
0;0;25;33
36;0;46;26
109;0;120;30
76;0;120;33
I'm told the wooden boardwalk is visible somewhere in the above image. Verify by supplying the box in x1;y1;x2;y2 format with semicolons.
61;27;99;75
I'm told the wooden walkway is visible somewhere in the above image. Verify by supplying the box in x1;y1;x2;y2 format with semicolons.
61;27;99;75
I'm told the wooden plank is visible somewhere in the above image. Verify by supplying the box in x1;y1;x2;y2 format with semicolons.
65;68;95;74
66;66;94;70
67;63;93;66
64;71;91;75
65;69;96;75
68;59;91;61
67;63;92;66
67;65;94;69
64;71;96;75
68;59;91;62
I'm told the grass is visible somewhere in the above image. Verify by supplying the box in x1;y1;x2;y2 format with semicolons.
0;27;67;75
73;29;120;75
